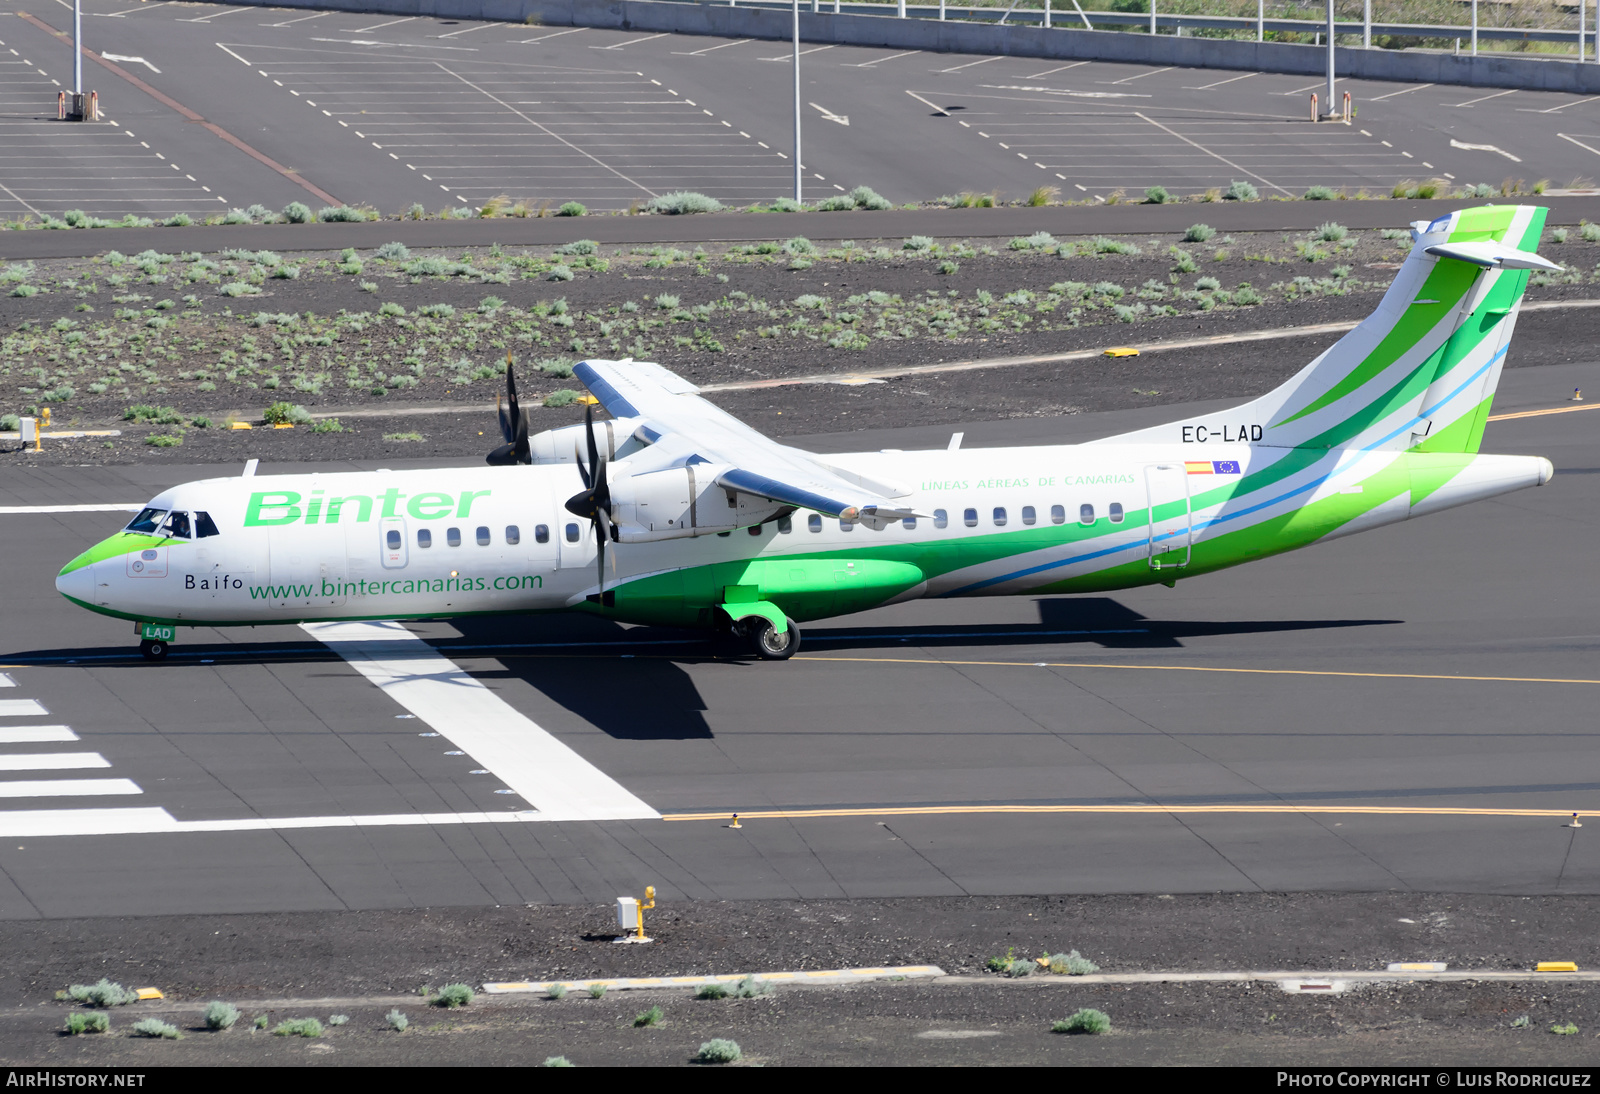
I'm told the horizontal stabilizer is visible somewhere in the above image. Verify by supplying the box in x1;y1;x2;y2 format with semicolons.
1423;240;1561;272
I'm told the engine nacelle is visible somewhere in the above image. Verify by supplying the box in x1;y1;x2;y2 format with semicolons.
609;463;787;542
528;416;648;467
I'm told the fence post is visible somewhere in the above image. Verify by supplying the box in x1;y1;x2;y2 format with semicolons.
1363;0;1370;48
1150;0;1156;35
1471;0;1478;56
1258;0;1264;42
1310;92;1318;122
898;0;906;15
1044;0;1050;28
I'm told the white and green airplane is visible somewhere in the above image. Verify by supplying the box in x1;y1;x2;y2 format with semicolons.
57;204;1558;661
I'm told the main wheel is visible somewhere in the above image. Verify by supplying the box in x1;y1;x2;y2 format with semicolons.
748;617;800;661
139;639;168;662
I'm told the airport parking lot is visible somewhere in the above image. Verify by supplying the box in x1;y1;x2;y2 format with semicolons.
5;2;1600;216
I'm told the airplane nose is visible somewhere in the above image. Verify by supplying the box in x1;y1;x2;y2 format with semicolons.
56;560;95;605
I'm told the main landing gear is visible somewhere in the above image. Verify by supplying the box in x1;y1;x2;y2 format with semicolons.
739;616;801;661
138;638;169;661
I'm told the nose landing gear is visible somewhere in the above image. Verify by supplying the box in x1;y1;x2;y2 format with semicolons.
138;639;169;661
135;623;174;661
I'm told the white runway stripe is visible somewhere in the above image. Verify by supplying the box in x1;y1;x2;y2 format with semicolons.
0;700;47;717
0;504;141;513
0;807;545;838
0;779;140;798
0;753;109;771
0;726;78;743
304;620;657;822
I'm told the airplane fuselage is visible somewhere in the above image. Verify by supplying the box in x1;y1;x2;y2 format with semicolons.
55;440;1551;632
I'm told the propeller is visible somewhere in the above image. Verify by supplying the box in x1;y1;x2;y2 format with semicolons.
485;350;530;466
564;402;617;601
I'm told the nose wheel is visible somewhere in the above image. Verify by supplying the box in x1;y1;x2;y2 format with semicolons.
138;639;169;661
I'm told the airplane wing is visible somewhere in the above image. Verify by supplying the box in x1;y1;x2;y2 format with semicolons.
574;359;914;520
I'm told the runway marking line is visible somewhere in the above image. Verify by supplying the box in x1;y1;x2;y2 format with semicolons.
791;654;1600;688
663;804;1590;822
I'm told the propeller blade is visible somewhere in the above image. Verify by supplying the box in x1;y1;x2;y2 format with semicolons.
595;507;609;596
584;402;601;483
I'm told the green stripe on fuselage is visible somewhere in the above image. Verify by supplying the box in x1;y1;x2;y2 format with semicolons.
58;533;170;575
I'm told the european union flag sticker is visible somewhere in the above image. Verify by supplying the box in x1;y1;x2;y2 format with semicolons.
1212;460;1241;475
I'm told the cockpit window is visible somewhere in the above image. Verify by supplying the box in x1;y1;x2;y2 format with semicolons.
125;508;167;534
158;511;191;539
195;511;220;538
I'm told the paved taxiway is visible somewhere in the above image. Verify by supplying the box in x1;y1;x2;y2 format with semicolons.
6;1;1600;217
0;358;1597;916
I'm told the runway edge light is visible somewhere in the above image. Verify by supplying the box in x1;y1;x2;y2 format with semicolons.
1536;961;1579;972
614;886;656;944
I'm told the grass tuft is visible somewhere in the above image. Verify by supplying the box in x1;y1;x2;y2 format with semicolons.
203;1001;240;1030
634;1005;663;1027
849;184;892;210
281;202;313;224
1143;185;1171;204
546;983;568;1000
695;982;729;1000
1552;1021;1580;1035
647;192;723;215
1303;185;1339;200
1027;185;1059;207
263;401;312;425
696;1038;742;1063
544;1056;575;1066
67;979;138;1007
1046;950;1100;975
65;1012;110;1035
557;201;587;217
1053;1008;1111;1034
1314;222;1348;242
386;1009;408;1031
272;1017;323;1038
130;1018;183;1039
588;983;607;999
1223;180;1259;201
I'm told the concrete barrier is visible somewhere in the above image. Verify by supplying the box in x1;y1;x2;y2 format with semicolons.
212;0;1600;94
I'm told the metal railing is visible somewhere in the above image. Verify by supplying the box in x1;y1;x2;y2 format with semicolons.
712;1;1600;54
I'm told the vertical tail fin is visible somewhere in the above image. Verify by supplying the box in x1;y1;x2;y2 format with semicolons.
1092;205;1555;455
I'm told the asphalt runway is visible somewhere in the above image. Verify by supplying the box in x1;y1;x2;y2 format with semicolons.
0;354;1596;916
5;1;1600;217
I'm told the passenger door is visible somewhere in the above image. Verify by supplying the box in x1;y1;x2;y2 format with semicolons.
1144;464;1192;569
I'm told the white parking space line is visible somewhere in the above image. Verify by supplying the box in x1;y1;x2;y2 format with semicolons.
0;779;140;798
1369;83;1432;100
436;21;504;39
1530;95;1600;114
1021;61;1089;78
517;27;587;44
1448;88;1517;108
348;16;416;32
177;6;249;22
846;49;921;67
939;56;1002;73
0;700;47;717
264;12;331;28
1282;78;1339;95
673;38;752;56
1558;132;1600;158
906;89;950;116
590;32;669;50
96;1;175;17
1187;72;1257;91
1133;112;1290;194
305;621;657;822
0;753;110;772
0;727;78;744
762;44;832;61
1105;66;1171;84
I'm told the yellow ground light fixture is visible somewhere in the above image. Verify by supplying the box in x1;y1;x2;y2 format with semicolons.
1104;346;1140;358
614;885;656;944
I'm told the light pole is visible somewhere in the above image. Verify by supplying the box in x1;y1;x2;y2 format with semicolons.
73;0;82;95
793;0;802;204
1325;0;1335;115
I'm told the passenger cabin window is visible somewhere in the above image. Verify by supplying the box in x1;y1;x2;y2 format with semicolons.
535;524;550;544
808;514;822;533
777;515;792;534
447;527;461;547
125;508;166;534
993;507;1007;527
1109;503;1125;524
963;508;978;528
159;511;191;539
1021;506;1036;526
1050;504;1066;525
902;516;916;530
506;525;520;545
386;529;402;551
194;511;220;538
934;509;948;529
417;529;433;548
565;523;580;543
840;518;854;532
476;526;490;547
1080;503;1095;526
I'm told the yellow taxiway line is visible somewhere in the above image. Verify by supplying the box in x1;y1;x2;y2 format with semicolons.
1488;402;1600;422
664;803;1585;822
793;654;1600;687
